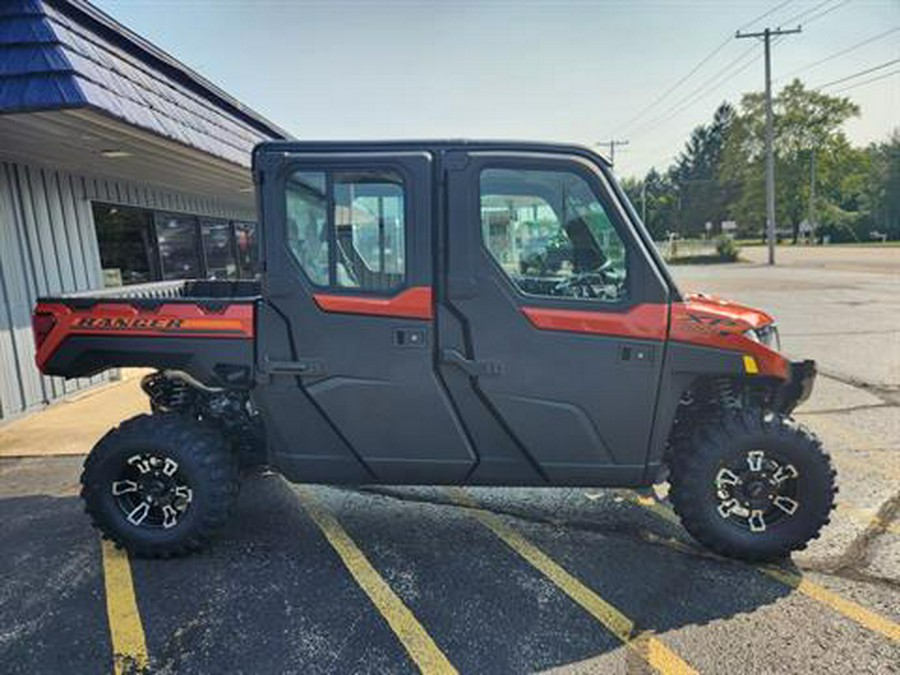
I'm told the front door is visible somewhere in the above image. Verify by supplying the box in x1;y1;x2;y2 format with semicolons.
438;151;670;485
255;150;474;483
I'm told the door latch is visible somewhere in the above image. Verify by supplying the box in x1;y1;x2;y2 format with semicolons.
440;349;503;377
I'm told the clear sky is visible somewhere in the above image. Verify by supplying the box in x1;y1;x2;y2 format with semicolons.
93;0;899;179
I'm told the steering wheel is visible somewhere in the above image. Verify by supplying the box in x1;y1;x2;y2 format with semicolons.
552;261;619;299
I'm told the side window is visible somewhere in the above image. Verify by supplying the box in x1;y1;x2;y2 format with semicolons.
334;171;405;291
480;168;628;302
285;169;406;291
285;171;328;285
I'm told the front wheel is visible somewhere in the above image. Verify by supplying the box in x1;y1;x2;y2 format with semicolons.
81;414;239;558
668;410;836;562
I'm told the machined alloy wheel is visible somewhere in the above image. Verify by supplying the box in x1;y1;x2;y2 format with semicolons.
668;409;836;561
81;414;239;558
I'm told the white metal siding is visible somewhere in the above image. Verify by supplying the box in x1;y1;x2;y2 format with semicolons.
0;157;255;421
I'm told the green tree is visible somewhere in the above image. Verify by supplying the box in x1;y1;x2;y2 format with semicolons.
670;102;738;235
621;169;679;240
721;79;860;241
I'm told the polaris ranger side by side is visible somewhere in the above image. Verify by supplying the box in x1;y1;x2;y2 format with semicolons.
33;141;835;561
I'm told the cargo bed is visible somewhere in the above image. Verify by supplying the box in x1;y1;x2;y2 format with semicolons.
34;280;258;387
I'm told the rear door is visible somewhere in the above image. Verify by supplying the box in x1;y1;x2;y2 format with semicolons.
255;149;474;483
438;150;670;485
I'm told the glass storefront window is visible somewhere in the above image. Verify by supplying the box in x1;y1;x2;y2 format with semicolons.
155;212;201;280
202;219;239;280
92;203;158;287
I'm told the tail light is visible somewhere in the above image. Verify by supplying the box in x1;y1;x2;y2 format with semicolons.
32;312;57;350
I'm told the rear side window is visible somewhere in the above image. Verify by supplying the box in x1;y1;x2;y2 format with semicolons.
285;170;406;291
480;168;628;303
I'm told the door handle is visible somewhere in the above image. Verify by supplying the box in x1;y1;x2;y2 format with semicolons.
265;358;326;377
440;349;502;377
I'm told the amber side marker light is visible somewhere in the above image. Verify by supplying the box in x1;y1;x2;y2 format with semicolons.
743;355;760;375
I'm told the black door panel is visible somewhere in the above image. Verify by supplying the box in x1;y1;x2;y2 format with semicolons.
256;151;475;483
439;152;669;485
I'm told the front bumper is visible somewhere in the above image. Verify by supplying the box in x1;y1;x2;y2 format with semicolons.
776;359;816;413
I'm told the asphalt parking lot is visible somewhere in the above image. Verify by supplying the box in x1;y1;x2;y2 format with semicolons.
1;245;898;674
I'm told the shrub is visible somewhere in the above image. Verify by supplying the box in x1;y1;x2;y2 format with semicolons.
714;235;740;261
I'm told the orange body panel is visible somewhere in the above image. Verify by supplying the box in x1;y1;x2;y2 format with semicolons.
312;286;434;320
521;304;669;341
33;301;254;371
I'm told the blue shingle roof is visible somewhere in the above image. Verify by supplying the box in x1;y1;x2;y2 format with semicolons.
0;0;289;167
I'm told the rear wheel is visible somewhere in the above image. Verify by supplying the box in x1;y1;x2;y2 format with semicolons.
81;414;239;558
669;410;836;561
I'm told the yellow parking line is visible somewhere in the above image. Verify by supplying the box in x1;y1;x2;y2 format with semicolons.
622;493;900;644
295;486;457;675
100;539;149;675
761;566;900;642
448;488;696;675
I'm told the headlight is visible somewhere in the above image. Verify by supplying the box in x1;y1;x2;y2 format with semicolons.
744;324;780;351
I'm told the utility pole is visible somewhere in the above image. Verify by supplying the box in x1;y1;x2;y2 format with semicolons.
736;26;801;265
641;179;647;225
595;139;629;170
808;148;817;237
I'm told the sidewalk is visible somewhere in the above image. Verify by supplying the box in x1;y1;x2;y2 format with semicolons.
0;370;149;458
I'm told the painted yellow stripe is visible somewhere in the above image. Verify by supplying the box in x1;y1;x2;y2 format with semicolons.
295;486;457;675
624;493;900;643
837;502;900;535
448;488;696;675
100;539;149;675
761;566;900;642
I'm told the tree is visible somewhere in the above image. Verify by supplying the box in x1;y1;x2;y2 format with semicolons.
721;80;860;242
621;170;679;240
670;102;737;235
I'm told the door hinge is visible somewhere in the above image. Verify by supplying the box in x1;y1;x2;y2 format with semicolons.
440;349;502;377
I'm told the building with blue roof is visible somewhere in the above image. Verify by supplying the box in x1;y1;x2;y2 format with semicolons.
0;0;289;420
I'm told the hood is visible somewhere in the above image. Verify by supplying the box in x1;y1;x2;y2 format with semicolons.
682;292;774;331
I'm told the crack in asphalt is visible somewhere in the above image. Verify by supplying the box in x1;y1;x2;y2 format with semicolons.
340;485;900;591
797;403;894;416
819;370;900;407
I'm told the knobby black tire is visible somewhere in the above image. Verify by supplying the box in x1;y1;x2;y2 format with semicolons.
668;409;837;562
81;413;239;558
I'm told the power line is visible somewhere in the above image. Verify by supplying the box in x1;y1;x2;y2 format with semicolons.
629;43;760;137
776;27;900;82
831;68;900;93
610;0;798;135
800;0;853;26
816;58;900;89
741;0;798;30
779;0;842;27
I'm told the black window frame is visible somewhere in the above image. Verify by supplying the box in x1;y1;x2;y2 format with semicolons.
282;165;412;295
475;158;640;310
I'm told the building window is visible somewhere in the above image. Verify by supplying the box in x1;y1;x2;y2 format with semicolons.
92;203;159;286
284;169;406;291
155;212;202;280
201;219;239;280
480;168;628;302
234;222;259;278
92;202;258;287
